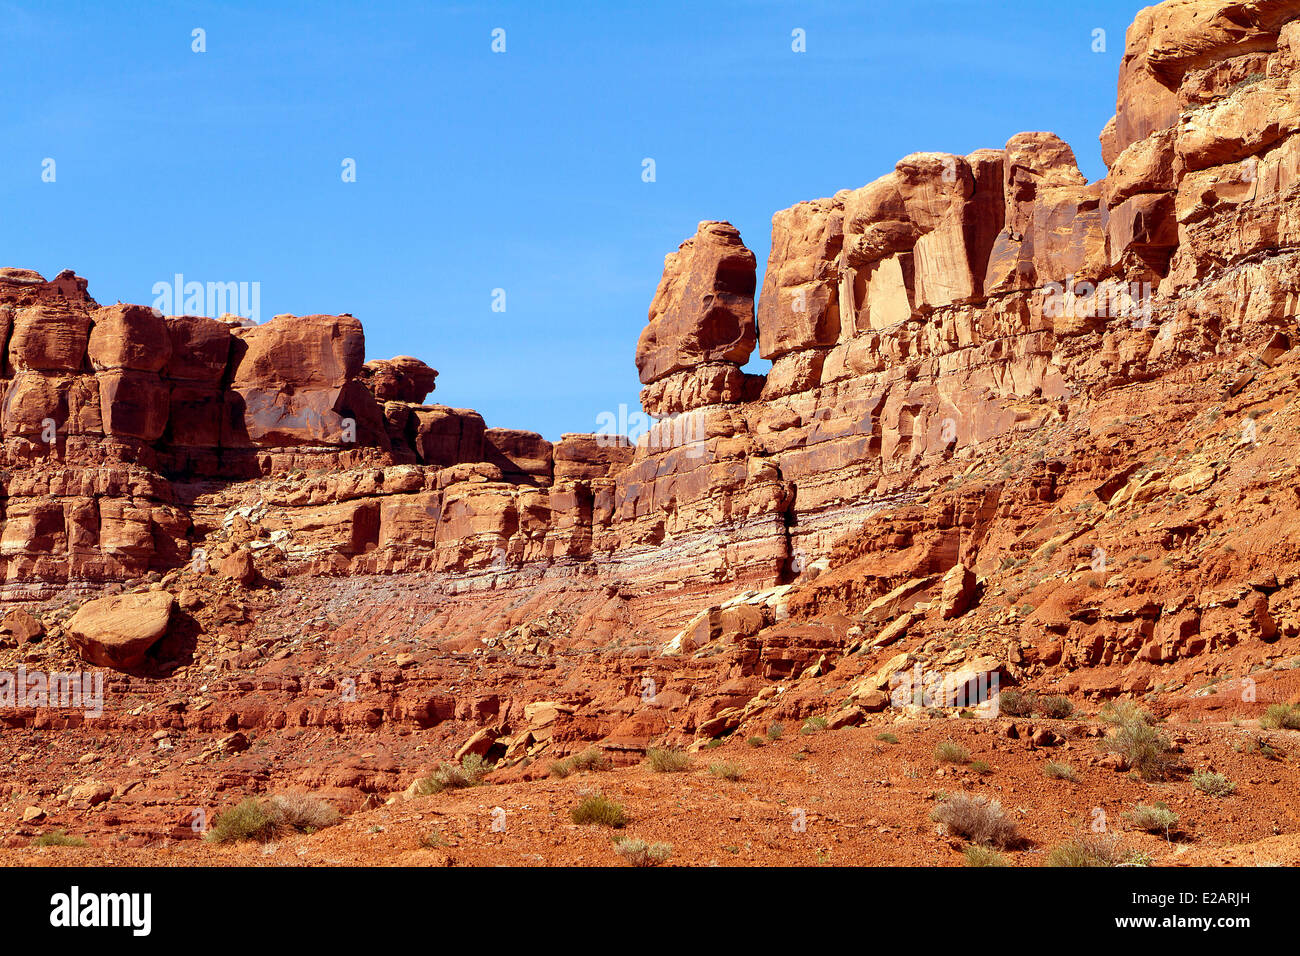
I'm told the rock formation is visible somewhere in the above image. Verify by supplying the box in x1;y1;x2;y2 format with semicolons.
3;1;1300;605
2;0;1300;867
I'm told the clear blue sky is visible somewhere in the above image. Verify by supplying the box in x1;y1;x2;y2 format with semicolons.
1;0;1141;441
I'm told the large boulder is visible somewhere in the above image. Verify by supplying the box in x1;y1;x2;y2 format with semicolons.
163;316;235;448
757;201;843;360
227;313;379;447
8;303;91;372
66;591;175;670
0;609;44;646
361;356;438;403
88;304;172;372
637;221;757;414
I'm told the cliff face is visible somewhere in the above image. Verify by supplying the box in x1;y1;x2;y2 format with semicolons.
3;2;1299;608
3;0;1300;863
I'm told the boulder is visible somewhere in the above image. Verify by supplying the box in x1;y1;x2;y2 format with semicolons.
938;563;977;620
637;221;756;383
218;549;257;587
88;304;171;372
66;591;175;670
361;355;438;403
0;609;44;646
8;303;91;372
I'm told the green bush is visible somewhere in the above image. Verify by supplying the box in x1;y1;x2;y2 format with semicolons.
1191;770;1236;797
934;740;971;764
963;845;1010;867
766;723;785;741
208;797;277;843
1044;761;1077;781
550;747;612;778
1047;834;1147;867
571;794;627;828
708;761;743;781
800;716;829;735
930;793;1020;848
1037;695;1074;719
997;689;1034;717
1124;802;1179;837
1260;703;1300;730
876;732;900;744
614;837;672;866
31;830;87;848
645;747;691;773
207;793;340;843
1098;700;1174;780
416;754;491;794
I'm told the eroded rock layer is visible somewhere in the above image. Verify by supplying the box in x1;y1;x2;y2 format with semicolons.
4;5;1300;604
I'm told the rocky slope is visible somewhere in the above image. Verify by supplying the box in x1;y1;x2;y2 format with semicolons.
2;0;1300;866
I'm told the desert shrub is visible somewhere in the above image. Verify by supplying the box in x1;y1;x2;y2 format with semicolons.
963;845;1009;867
265;793;340;833
208;798;277;843
800;716;829;735
645;747;691;773
1098;700;1174;780
571;794;627;828
1260;703;1300;730
930;793;1020;848
31;830;86;848
1037;695;1074;719
766;723;785;741
1237;734;1283;760
1124;802;1179;837
970;760;993;775
708;761;743;781
613;837;671;866
934;740;971;764
1227;71;1266;93
1191;770;1236;797
208;794;339;843
1044;761;1077;781
1047;833;1148;867
997;689;1034;717
550;747;611;778
876;732;900;744
417;754;491;794
746;736;766;748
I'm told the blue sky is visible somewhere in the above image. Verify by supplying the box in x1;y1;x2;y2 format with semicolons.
1;0;1141;441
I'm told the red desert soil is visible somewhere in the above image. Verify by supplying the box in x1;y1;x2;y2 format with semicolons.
4;715;1298;867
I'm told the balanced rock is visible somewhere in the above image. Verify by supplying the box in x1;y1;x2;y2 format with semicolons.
636;221;757;415
361;355;438;403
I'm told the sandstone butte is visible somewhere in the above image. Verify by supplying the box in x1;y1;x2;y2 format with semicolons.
3;0;1300;867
